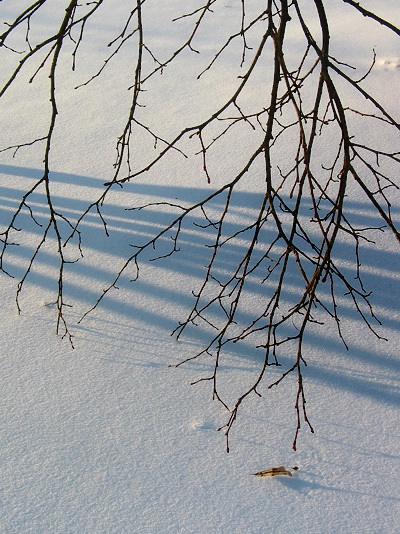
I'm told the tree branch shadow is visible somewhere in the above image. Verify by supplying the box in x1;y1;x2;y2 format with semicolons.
1;164;399;411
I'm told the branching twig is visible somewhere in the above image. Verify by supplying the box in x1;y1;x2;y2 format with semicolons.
1;0;398;452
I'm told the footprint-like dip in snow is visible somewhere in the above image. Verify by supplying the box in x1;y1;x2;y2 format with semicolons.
190;420;216;430
379;58;400;70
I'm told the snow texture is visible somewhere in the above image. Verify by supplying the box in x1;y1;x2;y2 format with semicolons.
1;1;399;533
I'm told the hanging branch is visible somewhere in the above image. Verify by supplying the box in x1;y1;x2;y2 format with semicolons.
0;0;398;451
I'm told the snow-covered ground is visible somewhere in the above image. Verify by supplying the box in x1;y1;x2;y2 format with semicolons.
1;1;399;533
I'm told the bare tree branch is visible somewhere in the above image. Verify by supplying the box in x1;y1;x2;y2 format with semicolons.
1;0;398;451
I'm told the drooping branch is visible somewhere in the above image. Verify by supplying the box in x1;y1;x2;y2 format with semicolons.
341;0;400;37
1;0;398;452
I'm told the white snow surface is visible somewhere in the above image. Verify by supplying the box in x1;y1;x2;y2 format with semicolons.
1;2;399;533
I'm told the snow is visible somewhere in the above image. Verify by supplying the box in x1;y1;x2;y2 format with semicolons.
1;1;399;533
